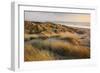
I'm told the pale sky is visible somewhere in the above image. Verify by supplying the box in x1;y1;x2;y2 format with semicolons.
24;11;90;23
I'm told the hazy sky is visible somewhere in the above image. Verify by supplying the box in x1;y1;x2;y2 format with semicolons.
24;11;90;23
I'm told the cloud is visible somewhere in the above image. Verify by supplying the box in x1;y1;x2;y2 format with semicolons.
24;11;90;23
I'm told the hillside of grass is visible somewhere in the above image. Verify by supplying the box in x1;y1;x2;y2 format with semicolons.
24;21;90;61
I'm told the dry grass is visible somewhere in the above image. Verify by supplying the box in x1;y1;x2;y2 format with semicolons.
26;38;90;60
24;32;90;61
24;44;55;61
24;21;90;61
48;41;90;58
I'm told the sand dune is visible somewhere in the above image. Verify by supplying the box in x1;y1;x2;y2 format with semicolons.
24;21;90;61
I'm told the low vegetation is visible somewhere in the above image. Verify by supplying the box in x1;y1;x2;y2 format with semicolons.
24;21;90;61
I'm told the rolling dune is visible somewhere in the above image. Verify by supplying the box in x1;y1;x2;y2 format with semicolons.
24;21;90;61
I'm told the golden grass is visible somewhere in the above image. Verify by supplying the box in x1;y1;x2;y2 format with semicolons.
24;32;90;61
49;41;90;58
24;21;90;61
24;44;55;61
29;38;90;59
